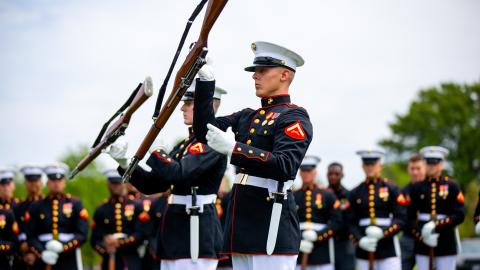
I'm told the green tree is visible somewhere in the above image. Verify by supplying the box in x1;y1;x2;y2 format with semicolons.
60;145;109;268
379;81;480;237
380;81;480;189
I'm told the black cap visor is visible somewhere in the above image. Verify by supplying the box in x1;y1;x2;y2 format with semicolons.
362;158;380;165
425;158;443;165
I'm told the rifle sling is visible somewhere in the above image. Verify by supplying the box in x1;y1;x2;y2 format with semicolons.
152;0;208;119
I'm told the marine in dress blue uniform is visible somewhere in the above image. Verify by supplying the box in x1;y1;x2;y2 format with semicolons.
399;154;425;270
0;169;20;270
192;41;313;270
347;150;406;270
406;146;465;270
14;166;44;270
91;170;147;270
110;85;228;270
26;163;89;270
294;156;342;270
217;177;233;270
326;162;356;270
125;183;167;270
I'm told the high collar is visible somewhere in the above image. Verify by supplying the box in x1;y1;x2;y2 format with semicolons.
26;193;42;201
365;177;382;185
427;176;443;182
109;195;125;204
188;127;195;137
0;198;13;205
261;95;291;107
301;183;317;192
47;192;66;200
329;184;344;192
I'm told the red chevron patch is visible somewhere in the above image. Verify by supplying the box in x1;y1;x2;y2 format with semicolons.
188;142;205;154
284;121;306;140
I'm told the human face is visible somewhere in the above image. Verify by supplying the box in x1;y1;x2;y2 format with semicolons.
362;162;383;178
0;182;15;199
300;168;317;186
47;178;66;194
408;161;426;182
181;101;194;125
108;182;125;197
252;67;291;97
426;162;444;178
25;179;42;195
327;165;343;187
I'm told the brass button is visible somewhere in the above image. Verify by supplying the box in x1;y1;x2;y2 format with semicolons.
263;130;268;135
260;153;265;157
115;203;121;209
254;119;260;124
248;150;253;154
259;110;265;115
237;147;242;152
246;139;252;145
250;128;255;134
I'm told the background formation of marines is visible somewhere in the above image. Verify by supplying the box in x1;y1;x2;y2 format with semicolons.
0;42;478;270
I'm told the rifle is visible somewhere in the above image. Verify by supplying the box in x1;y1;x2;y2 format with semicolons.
69;77;153;179
122;0;228;182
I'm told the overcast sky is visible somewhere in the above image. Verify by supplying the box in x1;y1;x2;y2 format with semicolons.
1;0;479;188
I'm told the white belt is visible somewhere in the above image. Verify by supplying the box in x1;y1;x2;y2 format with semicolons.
168;194;217;213
234;173;294;196
38;233;75;242
359;218;392;227
300;222;326;231
418;213;447;221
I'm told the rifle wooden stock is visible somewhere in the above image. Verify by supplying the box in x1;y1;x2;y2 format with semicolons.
368;251;374;270
108;252;116;270
301;253;308;270
70;77;153;179
127;0;228;172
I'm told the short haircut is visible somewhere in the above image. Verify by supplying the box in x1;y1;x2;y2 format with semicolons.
328;162;343;171
408;153;424;163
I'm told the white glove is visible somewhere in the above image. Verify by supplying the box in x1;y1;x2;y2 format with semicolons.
475;222;480;235
198;60;214;81
206;124;236;157
41;250;59;265
299;240;314;254
45;240;63;253
359;236;378;252
302;230;318;242
421;221;436;238
422;233;439;247
104;141;129;169
366;226;384;240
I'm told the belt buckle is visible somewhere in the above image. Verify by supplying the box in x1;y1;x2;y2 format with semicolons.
239;174;248;185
